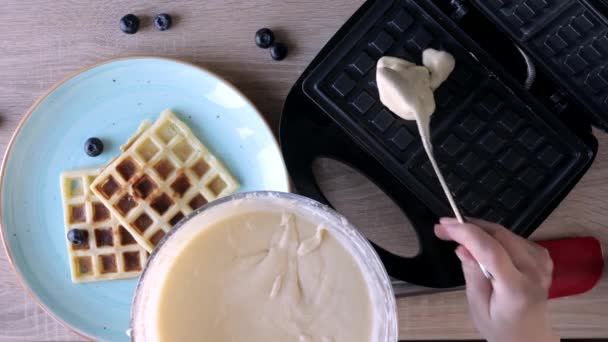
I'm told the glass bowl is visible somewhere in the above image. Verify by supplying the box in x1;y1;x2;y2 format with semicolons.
130;191;398;341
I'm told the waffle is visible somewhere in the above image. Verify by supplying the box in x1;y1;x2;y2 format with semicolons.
60;168;148;283
90;110;239;252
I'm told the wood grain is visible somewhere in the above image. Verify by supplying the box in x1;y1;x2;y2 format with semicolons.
1;0;607;340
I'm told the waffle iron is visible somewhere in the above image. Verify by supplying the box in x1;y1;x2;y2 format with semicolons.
280;0;607;289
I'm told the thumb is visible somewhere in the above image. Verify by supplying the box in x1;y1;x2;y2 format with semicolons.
456;246;492;318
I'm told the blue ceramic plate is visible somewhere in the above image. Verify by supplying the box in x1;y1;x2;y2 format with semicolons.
0;57;289;341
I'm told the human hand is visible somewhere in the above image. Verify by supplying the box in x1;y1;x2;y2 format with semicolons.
434;218;559;342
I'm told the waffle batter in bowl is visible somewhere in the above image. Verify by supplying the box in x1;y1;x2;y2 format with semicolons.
131;192;397;342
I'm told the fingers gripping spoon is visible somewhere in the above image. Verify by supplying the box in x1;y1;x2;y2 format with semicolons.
377;50;493;281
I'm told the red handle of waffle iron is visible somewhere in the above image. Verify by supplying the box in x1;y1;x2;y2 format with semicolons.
535;237;604;299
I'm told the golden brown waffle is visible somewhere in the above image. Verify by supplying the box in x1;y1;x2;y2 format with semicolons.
90;110;239;252
60;168;148;283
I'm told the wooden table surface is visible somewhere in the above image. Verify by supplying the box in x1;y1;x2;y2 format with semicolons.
1;0;607;341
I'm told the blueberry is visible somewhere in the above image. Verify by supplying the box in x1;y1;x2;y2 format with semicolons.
270;42;288;61
67;229;88;246
255;28;275;49
154;13;172;31
120;14;140;34
84;137;104;157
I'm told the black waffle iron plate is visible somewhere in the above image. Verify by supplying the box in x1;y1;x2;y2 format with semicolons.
280;0;606;288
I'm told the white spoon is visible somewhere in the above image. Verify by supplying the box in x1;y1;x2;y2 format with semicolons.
377;52;493;280
415;113;493;280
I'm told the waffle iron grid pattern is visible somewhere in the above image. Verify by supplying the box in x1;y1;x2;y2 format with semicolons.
61;169;148;283
470;0;608;130
408;81;568;226
303;0;589;229
90;111;239;252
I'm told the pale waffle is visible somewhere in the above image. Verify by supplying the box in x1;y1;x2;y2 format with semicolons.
60;168;148;283
89;110;239;252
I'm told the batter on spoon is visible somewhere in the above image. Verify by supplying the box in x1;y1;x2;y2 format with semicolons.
376;49;462;220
